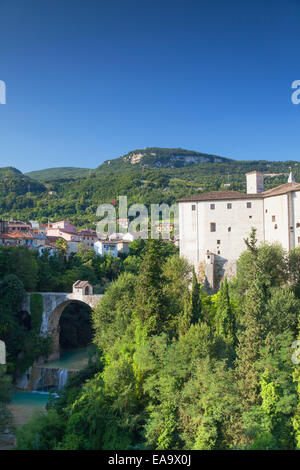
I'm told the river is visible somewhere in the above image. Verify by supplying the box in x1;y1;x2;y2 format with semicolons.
8;347;90;429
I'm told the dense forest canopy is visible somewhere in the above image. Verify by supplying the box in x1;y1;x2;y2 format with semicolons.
0;235;299;450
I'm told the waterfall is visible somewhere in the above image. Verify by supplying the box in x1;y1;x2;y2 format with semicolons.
33;367;69;392
57;369;68;390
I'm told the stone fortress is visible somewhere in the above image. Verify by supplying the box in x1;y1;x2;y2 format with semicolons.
178;171;300;291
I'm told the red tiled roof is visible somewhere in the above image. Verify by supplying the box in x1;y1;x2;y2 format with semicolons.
262;182;300;197
177;190;261;202
0;232;39;240
76;230;97;236
177;182;300;203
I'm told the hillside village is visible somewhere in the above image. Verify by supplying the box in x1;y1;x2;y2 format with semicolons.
0;219;132;257
1;168;299;292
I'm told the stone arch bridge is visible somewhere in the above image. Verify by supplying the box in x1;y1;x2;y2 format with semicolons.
23;288;103;361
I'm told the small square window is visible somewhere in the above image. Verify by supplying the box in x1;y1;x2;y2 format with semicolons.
228;227;231;232
227;203;232;209
217;240;220;245
217;250;220;255
247;202;252;208
272;215;276;222
192;205;196;211
210;204;215;210
210;223;216;232
297;223;300;228
249;215;252;219
275;224;278;229
265;209;268;213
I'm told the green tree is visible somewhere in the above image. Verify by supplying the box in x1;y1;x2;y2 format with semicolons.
215;278;236;348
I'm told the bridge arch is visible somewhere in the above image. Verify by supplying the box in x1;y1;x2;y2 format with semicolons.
48;298;94;360
23;285;103;361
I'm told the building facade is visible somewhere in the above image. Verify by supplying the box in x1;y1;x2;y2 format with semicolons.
178;171;300;291
77;228;98;250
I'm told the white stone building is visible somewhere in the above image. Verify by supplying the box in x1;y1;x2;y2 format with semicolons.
178;171;300;291
94;239;130;257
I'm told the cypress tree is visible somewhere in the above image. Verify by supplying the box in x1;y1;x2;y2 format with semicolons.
215;278;235;347
135;240;166;335
190;268;201;324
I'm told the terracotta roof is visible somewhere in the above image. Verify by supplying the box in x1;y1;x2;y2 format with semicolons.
47;228;77;235
0;232;39;239
177;191;262;202
177;182;300;203
73;280;91;288
77;230;97;236
7;221;31;226
262;182;300;198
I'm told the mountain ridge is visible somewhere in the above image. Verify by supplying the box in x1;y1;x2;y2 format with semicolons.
0;147;299;225
11;147;299;182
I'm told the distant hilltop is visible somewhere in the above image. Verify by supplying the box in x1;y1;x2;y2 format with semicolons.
103;147;232;170
25;167;91;182
0;166;23;178
121;147;231;168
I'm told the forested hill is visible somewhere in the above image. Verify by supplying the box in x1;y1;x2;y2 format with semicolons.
0;147;299;226
26;167;91;182
0;167;46;198
96;147;233;173
0;167;23;178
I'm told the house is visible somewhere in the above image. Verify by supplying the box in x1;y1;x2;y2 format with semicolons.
123;231;148;242
51;220;76;233
94;239;130;257
45;235;80;256
0;232;41;248
66;240;81;255
47;221;83;243
7;220;32;232
29;221;48;236
94;240;118;257
77;228;98;250
116;240;130;254
178;171;300;291
72;280;93;295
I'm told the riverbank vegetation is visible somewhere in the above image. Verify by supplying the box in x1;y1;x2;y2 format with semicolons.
13;234;300;450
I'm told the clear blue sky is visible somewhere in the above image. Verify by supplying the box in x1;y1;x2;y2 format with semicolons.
0;0;299;172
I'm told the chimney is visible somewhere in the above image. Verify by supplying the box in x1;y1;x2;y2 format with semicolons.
246;171;264;194
288;169;295;183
